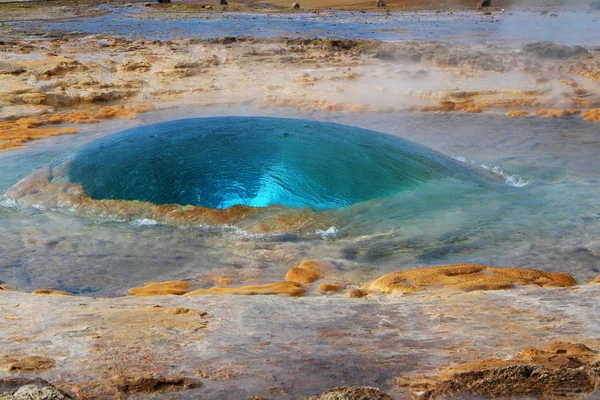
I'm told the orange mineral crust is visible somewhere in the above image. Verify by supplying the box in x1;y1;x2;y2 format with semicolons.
361;264;577;294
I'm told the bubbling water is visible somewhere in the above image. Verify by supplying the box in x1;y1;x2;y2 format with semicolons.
61;117;500;211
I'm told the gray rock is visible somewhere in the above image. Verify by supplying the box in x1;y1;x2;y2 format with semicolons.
291;2;300;8
376;0;385;7
2;385;67;400
591;0;600;10
523;42;588;59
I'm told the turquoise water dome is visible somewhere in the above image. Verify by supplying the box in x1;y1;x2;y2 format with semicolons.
64;117;496;210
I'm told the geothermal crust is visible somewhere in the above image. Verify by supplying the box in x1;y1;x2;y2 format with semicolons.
2;262;600;399
0;36;599;151
1;12;600;400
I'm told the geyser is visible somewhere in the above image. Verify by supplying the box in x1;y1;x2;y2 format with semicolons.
56;117;496;210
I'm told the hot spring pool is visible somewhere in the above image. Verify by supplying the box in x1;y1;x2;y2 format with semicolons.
1;112;600;296
48;117;500;210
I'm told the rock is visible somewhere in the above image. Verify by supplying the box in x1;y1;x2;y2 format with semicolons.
291;2;300;8
185;281;306;297
523;42;588;59
220;0;228;4
318;283;341;293
286;267;321;286
376;0;385;7
506;110;529;117
128;281;194;296
143;2;152;6
401;342;600;399
308;386;392;399
9;385;67;400
583;109;600;121
1;356;55;373
346;288;366;298
32;289;74;296
479;0;491;7
119;61;151;73
285;261;331;286
114;376;200;394
361;264;577;295
0;62;26;76
532;109;580;118
591;1;600;10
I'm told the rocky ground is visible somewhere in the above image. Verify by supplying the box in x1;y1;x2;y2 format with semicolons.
0;36;598;152
2;262;600;399
1;4;600;400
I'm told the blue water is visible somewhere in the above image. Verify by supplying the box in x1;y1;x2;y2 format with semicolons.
62;117;499;210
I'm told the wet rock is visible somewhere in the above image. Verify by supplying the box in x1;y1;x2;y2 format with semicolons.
401;342;600;399
362;264;577;295
1;356;55;374
114;376;200;394
479;0;491;7
128;281;194;296
119;61;151;73
523;42;588;59
532;109;580;118
286;267;321;286
0;62;26;76
185;281;306;297
318;283;342;293
31;289;74;296
308;386;392;399
285;261;331;286
0;385;67;400
506;110;529;117
346;288;366;298
583;109;600;121
376;0;385;7
291;2;300;8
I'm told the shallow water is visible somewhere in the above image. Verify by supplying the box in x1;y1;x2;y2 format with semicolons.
1;108;600;296
9;4;600;46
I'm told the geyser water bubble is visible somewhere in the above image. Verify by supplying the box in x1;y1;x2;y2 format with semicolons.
57;117;500;211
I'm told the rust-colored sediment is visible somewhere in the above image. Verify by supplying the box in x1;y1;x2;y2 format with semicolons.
31;289;74;296
185;281;306;297
308;386;392;399
583;109;600;121
1;356;55;374
400;341;600;399
128;281;195;296
361;264;577;294
318;283;342;293
0;105;153;151
285;260;333;286
4;166;341;233
148;305;207;316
